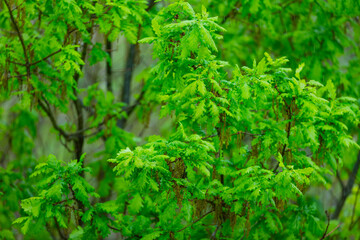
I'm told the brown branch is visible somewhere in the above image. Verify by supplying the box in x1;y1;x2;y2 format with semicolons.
320;211;330;240
4;0;31;81
323;223;342;239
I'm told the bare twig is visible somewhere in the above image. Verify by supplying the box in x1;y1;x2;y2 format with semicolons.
320;211;330;240
323;223;342;239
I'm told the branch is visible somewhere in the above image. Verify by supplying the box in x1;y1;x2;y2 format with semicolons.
8;60;26;66
350;184;360;229
323;223;342;239
337;170;345;190
8;74;27;79
4;0;31;81
221;1;241;24
320;211;330;240
105;39;112;92
31;49;62;66
146;0;157;11
52;198;75;206
117;0;154;128
202;131;262;141
350;217;360;230
273;97;293;173
177;210;214;232
107;224;121;232
332;150;360;219
54;217;67;240
38;99;69;140
124;88;146;116
210;224;221;240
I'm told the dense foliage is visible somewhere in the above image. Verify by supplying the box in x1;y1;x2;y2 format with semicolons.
0;0;359;239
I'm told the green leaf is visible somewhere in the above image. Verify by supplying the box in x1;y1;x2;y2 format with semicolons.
141;231;163;240
128;194;143;214
326;80;336;99
295;63;305;80
198;24;217;52
194;101;206;121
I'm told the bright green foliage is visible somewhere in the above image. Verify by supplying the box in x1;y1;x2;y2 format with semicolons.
1;0;360;239
106;3;359;238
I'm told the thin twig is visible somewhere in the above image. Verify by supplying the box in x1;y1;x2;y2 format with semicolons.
323;223;342;239
107;224;121;231
31;49;62;66
210;224;221;240
38;99;69;139
177;210;214;232
202;131;262;141
8;74;27;79
4;0;31;81
124;88;146;116
337;170;345;189
320;211;330;240
8;60;26;66
52;198;75;206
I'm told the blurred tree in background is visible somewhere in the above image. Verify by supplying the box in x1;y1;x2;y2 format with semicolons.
0;0;359;239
